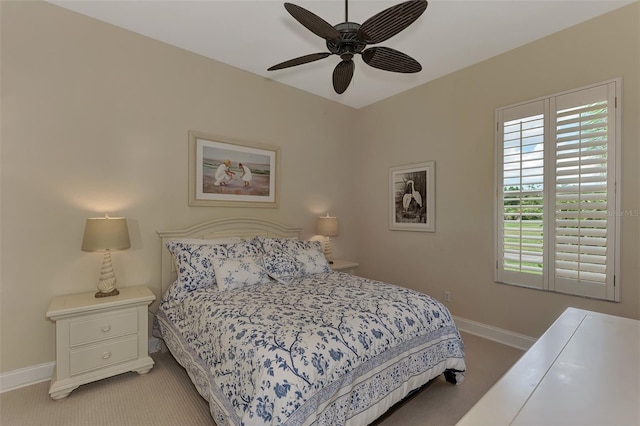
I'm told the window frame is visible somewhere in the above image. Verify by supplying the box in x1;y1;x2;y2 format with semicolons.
494;78;622;302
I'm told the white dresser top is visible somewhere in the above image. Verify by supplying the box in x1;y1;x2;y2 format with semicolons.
457;307;640;426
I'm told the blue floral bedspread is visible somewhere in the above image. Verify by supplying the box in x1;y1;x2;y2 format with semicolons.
157;272;466;425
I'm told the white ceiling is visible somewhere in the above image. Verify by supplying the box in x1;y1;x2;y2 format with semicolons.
46;0;634;109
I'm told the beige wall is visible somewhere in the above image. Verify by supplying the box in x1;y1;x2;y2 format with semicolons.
1;1;638;374
353;3;640;338
0;1;357;373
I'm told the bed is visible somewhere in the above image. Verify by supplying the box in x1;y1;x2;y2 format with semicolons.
155;217;466;426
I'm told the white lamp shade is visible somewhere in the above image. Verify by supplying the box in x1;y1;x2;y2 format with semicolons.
81;217;131;251
316;216;338;237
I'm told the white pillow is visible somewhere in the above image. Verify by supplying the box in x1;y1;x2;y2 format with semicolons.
212;255;272;290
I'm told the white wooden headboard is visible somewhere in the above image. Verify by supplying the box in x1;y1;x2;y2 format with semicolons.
157;217;302;296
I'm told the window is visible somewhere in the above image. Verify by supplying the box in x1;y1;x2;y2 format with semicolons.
495;79;620;301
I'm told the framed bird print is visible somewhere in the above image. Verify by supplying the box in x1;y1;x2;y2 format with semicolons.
389;161;435;232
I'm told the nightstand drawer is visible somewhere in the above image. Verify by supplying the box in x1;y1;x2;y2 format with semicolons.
70;335;138;376
70;310;138;346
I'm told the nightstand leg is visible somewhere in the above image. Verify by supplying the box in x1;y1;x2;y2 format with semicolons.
49;382;78;400
134;357;154;375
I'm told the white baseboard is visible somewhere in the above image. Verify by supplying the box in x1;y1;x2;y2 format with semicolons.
0;361;55;393
2;321;532;394
0;337;164;394
453;315;537;351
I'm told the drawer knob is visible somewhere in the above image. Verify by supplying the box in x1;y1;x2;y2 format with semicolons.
101;352;112;360
101;325;111;332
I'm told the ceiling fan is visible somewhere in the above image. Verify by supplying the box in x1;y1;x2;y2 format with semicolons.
267;0;429;94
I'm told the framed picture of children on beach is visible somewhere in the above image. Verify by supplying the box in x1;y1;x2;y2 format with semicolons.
188;131;279;207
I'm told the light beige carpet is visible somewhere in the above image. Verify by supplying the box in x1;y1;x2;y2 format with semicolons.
0;332;523;425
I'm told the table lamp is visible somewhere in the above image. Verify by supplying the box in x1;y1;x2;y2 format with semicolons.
82;214;131;298
316;214;338;264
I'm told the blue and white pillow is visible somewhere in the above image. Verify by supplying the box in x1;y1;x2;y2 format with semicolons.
254;237;329;275
253;236;307;253
212;255;272;290
256;238;329;273
252;236;287;253
263;250;302;284
295;245;331;275
166;240;261;291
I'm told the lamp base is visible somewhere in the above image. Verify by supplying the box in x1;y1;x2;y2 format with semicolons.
323;237;334;264
95;288;120;298
95;250;119;298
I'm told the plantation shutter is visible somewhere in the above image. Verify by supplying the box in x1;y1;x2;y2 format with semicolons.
495;79;619;301
550;82;617;300
496;100;546;290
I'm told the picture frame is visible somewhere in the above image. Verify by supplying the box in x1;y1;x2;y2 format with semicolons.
188;131;279;208
389;161;435;232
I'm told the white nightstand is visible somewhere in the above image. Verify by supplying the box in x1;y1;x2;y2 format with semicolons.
46;285;156;400
330;259;359;274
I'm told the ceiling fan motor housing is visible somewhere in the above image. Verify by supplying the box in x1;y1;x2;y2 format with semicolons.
327;22;367;60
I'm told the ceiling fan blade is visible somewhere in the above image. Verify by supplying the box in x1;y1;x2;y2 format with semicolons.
284;3;341;42
362;47;422;73
357;0;428;44
333;60;354;94
268;52;332;71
